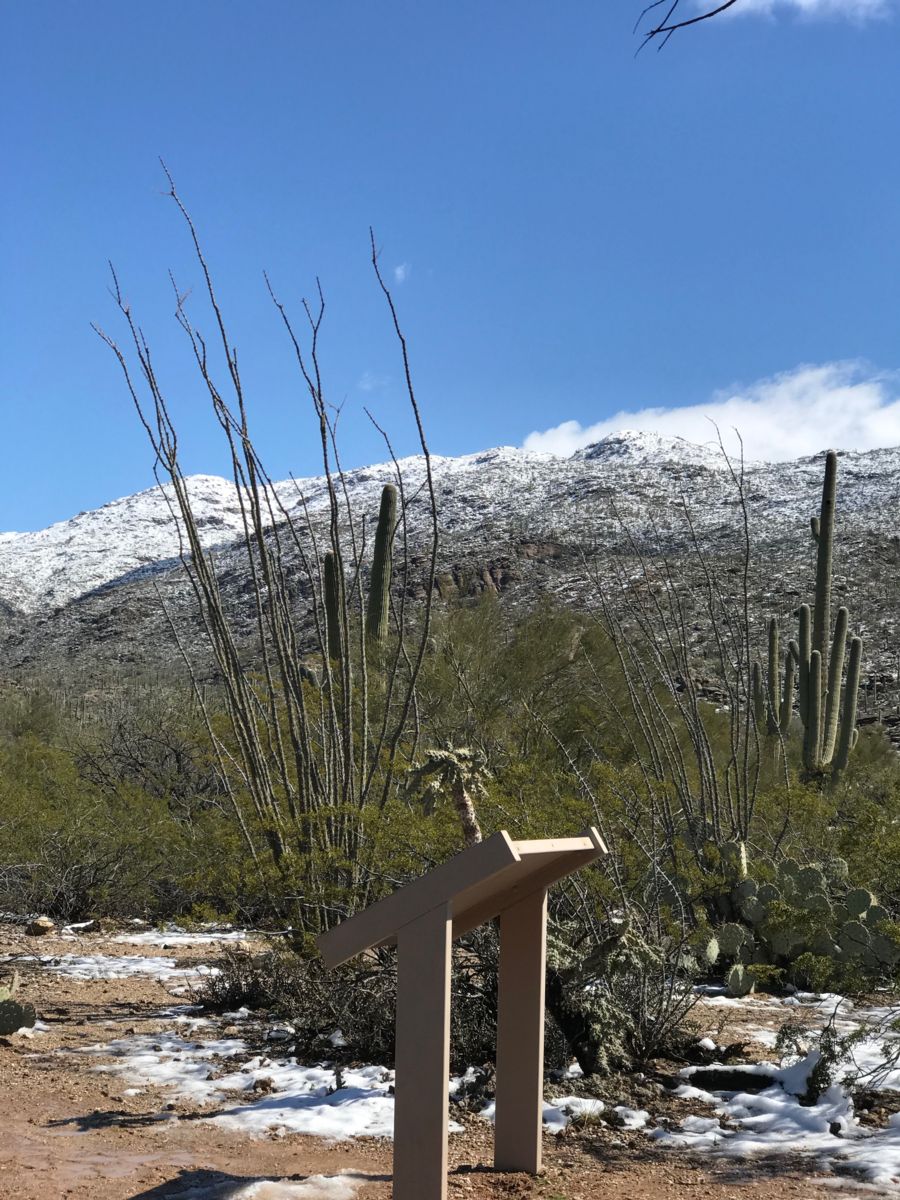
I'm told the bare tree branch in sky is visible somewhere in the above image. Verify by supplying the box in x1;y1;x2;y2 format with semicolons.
635;0;740;49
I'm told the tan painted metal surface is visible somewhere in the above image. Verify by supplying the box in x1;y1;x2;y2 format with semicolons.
317;828;605;968
393;903;453;1200
316;827;606;1198
494;887;548;1173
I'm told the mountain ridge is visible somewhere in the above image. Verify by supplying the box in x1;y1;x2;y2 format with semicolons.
1;431;898;714
0;430;879;617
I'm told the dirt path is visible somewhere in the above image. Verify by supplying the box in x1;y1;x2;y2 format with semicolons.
0;925;872;1199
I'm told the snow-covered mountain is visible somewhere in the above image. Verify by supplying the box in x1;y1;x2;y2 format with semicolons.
1;430;894;616
1;431;899;697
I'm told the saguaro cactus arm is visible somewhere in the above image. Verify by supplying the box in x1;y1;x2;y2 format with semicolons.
833;636;863;775
324;550;345;662
766;617;781;735
822;606;849;765
812;450;837;671
780;649;795;735
366;483;397;644
804;650;823;772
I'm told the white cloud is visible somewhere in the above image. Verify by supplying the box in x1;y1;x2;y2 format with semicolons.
523;361;900;462
723;0;893;18
393;263;410;284
357;370;390;393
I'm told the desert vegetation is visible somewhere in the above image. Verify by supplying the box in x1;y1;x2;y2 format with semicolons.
3;189;899;1105
3;433;899;1089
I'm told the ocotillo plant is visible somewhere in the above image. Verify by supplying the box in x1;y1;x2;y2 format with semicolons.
96;172;441;930
366;483;397;644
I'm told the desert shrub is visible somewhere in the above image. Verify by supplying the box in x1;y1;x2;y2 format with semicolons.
0;695;264;921
199;927;506;1072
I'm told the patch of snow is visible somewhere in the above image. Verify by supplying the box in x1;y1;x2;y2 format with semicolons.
76;1030;466;1140
658;1037;900;1187
112;925;254;947
60;920;96;935
480;1095;607;1133
614;1105;651;1129
165;1173;366;1199
6;952;220;982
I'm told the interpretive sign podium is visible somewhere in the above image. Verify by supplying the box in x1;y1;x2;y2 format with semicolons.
317;828;606;1200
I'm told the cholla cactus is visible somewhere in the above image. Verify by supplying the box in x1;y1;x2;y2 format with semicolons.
404;745;489;847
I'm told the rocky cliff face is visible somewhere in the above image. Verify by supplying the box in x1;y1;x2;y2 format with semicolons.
1;433;898;714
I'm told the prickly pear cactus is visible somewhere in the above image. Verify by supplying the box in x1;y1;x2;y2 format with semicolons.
867;905;890;929
726;964;755;997
0;998;36;1035
798;892;832;918
797;866;827;893
871;933;900;967
846;888;876;919
740;895;767;925
733;876;757;898
838;920;871;958
717;923;748;955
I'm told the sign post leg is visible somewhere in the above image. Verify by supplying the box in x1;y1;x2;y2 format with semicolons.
494;888;548;1174
393;902;453;1200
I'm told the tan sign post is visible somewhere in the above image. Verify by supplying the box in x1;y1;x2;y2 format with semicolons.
317;827;606;1200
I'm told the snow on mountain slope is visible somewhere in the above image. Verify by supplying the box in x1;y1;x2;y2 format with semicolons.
0;448;547;614
573;429;733;469
1;432;898;616
0;476;249;614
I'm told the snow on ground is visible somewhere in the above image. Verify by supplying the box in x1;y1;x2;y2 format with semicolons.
19;943;900;1185
480;1097;649;1133
657;991;900;1188
657;1059;900;1186
163;1174;365;1199
6;952;220;982
111;925;258;947
76;1026;465;1140
54;919;260;946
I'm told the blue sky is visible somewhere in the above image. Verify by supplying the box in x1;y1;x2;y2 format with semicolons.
3;0;900;530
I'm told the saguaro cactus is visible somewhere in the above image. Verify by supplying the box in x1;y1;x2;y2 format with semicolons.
798;604;812;727
366;483;397;644
823;606;849;763
763;452;861;776
795;453;861;774
811;450;837;670
805;650;823;772
323;550;344;662
833;636;863;776
763;616;795;735
752;660;766;732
